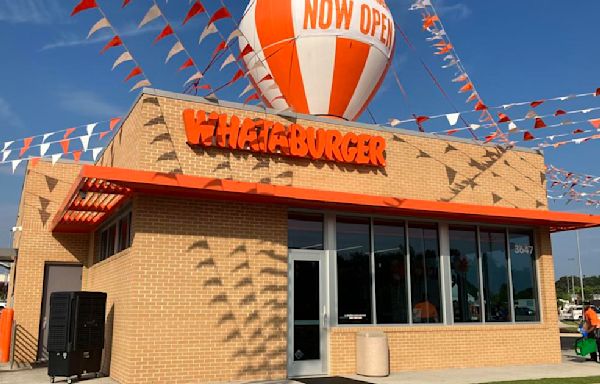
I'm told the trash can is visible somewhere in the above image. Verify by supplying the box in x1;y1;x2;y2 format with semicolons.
356;331;389;377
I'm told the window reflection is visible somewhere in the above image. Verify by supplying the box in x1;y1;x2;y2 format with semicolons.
336;217;372;324
374;220;408;324
288;213;324;250
449;227;482;323
409;224;441;324
510;231;539;322
481;229;511;322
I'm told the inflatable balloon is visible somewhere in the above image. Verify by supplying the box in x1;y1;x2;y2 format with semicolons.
239;0;395;121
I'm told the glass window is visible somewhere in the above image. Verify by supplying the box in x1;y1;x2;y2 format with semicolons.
99;230;108;262
118;215;130;252
336;216;372;324
288;213;324;250
449;227;482;323
107;224;116;258
481;229;511;322
509;231;539;322
374;220;408;324
409;224;441;324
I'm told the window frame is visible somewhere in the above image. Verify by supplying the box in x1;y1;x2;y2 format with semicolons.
95;206;133;263
288;209;541;327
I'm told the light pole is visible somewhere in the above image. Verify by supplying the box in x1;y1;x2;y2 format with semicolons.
576;230;585;302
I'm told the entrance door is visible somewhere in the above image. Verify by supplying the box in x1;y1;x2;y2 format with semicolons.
37;263;82;361
288;250;328;377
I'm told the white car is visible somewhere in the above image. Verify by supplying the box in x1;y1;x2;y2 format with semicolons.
566;305;583;321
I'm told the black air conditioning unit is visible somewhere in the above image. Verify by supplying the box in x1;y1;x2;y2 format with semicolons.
47;291;107;384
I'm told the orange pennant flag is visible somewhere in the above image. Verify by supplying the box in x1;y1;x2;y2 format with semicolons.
124;66;142;82
244;93;260;104
466;93;478;103
208;6;232;25
435;43;453;55
30;157;40;168
497;113;511;123
459;82;473;93
422;15;440;29
154;25;173;44
64;127;76;139
71;0;97;16
100;131;110;139
183;1;206;25
530;100;544;108
109;118;121;131
179;58;195;71
72;150;82;163
523;131;535;141
100;36;123;54
534;118;546;129
60;139;70;154
19;137;33;157
474;101;487;111
589;118;600;129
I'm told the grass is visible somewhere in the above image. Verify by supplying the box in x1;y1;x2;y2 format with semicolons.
479;377;600;384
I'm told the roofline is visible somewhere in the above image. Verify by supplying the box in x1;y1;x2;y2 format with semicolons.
51;165;600;234
0;248;17;262
138;88;542;155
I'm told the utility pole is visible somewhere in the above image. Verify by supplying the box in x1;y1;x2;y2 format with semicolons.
576;230;585;302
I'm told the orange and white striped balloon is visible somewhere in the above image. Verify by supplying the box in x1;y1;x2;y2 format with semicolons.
239;0;395;121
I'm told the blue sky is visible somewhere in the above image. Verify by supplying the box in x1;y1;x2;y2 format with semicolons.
0;0;599;278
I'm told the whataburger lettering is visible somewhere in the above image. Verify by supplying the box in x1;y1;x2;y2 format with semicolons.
183;110;386;167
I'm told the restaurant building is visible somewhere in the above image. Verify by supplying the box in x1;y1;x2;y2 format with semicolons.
8;89;600;384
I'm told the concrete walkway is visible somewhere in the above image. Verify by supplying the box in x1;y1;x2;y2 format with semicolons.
1;337;598;384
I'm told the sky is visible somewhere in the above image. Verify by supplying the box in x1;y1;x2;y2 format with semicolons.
0;0;599;278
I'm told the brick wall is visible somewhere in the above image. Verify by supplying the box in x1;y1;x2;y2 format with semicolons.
8;160;88;366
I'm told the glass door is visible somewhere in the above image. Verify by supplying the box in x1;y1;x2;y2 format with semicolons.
288;250;328;377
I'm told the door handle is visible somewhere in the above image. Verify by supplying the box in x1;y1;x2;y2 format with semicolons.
322;305;328;329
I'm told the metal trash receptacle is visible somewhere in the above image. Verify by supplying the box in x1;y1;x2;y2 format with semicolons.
356;331;389;377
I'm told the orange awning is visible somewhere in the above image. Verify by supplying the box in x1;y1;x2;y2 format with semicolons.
51;165;600;233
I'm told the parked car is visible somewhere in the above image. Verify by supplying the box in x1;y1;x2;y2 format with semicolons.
569;305;584;321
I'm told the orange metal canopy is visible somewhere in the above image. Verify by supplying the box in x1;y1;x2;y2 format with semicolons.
52;165;600;233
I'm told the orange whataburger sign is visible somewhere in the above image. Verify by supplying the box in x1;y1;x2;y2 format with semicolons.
183;110;386;167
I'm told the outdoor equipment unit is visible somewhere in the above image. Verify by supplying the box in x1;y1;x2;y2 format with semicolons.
47;291;107;384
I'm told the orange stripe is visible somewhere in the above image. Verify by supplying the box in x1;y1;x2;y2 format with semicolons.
352;46;394;121
329;38;371;119
255;0;309;114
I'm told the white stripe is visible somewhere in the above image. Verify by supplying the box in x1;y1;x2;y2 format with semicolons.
239;2;288;110
294;36;336;116
343;47;388;120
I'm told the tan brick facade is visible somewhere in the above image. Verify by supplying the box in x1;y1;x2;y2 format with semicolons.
8;89;561;384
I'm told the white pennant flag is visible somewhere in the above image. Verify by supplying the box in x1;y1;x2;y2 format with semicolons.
42;133;53;143
2;150;11;162
582;108;593;114
92;147;103;161
86;123;97;136
250;60;264;71
139;5;161;28
80;136;90;152
548;135;556;141
184;72;203;85
446;113;460;126
88;18;110;39
239;83;254;97
11;159;21;173
112;51;133;70
389;119;401;127
40;143;50;157
131;79;151;92
199;23;218;44
469;124;481;130
2;141;13;152
51;153;62;165
573;138;586;144
165;41;184;63
227;30;242;45
409;0;431;10
508;121;518;132
220;54;236;71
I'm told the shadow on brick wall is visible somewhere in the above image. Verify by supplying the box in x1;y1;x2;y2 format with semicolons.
195;239;287;380
12;324;38;368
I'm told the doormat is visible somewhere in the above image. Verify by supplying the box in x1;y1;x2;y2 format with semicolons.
294;377;374;384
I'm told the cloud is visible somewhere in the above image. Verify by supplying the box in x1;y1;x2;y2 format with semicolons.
0;98;24;129
57;90;123;118
41;23;163;51
0;0;65;24
436;1;472;21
